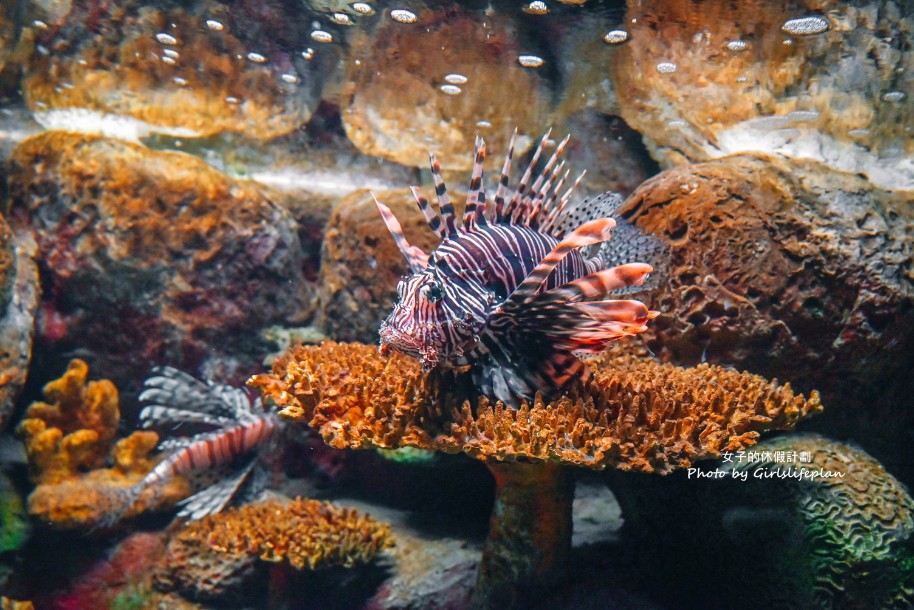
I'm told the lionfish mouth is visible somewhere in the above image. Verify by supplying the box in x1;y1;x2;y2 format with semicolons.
379;325;423;356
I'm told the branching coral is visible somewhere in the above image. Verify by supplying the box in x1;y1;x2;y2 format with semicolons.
16;360;189;529
250;341;822;608
156;498;393;603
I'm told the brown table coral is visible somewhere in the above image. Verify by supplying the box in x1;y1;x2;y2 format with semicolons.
250;341;821;608
17;359;189;529
156;497;393;605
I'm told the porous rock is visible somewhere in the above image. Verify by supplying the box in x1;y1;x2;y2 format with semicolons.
6;131;311;387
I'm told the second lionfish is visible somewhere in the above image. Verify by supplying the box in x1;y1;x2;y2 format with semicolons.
374;130;662;404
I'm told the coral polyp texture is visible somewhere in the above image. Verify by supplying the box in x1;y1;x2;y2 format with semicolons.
156;498;393;603
16;360;189;528
251;341;821;473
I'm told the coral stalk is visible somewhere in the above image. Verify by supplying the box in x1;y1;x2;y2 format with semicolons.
472;461;574;610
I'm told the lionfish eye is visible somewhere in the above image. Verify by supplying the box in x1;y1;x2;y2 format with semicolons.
422;283;443;303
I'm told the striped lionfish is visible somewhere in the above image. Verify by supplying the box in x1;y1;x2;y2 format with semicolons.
374;130;661;404
112;367;280;523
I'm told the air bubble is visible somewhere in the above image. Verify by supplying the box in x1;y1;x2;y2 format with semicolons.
444;73;468;85
882;91;906;103
518;55;544;68
440;84;462;95
33;20;48;29
173;76;188;86
156;33;178;45
311;30;333;43
161;56;176;65
351;3;374;15
725;39;749;52
247;52;267;63
603;30;629;45
656;62;677;74
163;49;179;59
205;19;224;31
523;1;549;15
390;9;417;24
781;16;829;36
281;73;299;84
331;13;353;25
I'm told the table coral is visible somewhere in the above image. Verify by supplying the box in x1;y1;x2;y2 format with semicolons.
17;360;189;529
250;340;821;608
156;498;393;604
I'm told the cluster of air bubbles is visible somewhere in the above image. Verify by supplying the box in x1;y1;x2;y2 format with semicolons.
518;55;544;68
247;52;266;63
725;39;749;52
302;48;315;60
781;16;829;36
205;19;224;31
523;1;549;15
162;48;179;65
603;30;629;45
311;30;333;43
444;74;468;85
655;62;677;74
390;9;417;24
351;3;374;15
882;91;906;103
439;84;462;95
156;33;178;45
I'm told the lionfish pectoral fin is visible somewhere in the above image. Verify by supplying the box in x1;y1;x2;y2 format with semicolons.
504;218;617;306
372;193;430;273
176;457;258;521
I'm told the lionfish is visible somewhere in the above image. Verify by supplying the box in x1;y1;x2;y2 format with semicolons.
374;130;662;404
112;367;280;522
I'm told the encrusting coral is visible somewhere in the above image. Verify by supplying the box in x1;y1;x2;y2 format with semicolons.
156;497;393;604
250;341;822;608
16;359;189;529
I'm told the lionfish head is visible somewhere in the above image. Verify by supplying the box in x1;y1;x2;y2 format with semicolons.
380;269;483;371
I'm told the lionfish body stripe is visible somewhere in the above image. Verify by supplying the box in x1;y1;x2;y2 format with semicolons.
376;131;663;404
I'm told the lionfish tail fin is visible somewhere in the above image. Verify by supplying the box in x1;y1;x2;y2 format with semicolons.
372;193;430;273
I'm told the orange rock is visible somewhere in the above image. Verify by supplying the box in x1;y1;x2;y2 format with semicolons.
22;5;328;139
7;131;310;387
342;8;551;169
610;0;914;173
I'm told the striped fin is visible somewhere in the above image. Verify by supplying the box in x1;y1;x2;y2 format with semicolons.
372;194;430;273
176;458;258;521
139;406;235;429
430;153;458;236
494;128;518;222
140;367;237;419
464;135;487;230
411;186;445;238
504;218;616;305
547;263;654;303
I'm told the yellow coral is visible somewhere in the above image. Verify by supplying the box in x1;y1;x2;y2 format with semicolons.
17;360;190;528
17;359;119;484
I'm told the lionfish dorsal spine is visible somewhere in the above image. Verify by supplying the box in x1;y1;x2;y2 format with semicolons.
410;186;445;238
493;128;518;222
371;193;429;272
505;218;617;305
463;135;487;230
504;129;551;222
429;152;458;237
